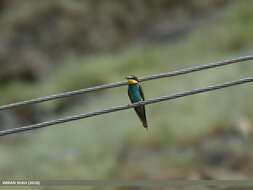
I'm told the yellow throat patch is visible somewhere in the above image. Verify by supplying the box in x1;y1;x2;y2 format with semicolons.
128;79;138;85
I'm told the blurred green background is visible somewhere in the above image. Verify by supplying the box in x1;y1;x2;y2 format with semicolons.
0;0;253;189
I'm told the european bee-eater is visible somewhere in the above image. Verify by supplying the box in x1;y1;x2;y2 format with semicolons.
126;75;148;129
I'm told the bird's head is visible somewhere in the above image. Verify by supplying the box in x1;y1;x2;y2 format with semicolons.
126;75;139;85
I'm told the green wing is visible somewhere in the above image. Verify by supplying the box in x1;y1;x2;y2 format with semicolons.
138;83;148;128
138;84;145;100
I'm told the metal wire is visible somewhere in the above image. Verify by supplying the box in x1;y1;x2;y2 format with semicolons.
1;77;252;136
0;55;252;111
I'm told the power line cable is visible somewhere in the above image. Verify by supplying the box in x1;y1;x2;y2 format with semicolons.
0;77;252;136
0;55;252;111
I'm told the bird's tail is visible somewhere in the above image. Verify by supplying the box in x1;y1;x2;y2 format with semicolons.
134;106;148;130
142;120;148;130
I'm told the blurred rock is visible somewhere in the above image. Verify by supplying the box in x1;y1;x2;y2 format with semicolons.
0;48;51;83
195;126;247;165
192;125;253;179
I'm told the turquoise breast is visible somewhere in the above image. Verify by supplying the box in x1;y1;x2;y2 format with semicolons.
128;84;143;103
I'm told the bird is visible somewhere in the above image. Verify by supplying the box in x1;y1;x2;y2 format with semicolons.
126;75;148;129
